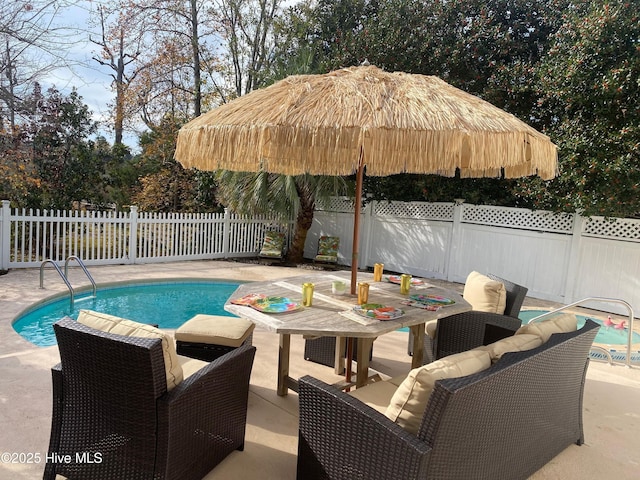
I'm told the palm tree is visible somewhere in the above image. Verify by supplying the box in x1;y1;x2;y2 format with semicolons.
215;171;348;263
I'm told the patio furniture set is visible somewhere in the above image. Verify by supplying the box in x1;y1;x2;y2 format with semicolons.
42;270;599;480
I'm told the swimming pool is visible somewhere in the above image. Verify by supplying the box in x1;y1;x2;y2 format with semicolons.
12;279;241;347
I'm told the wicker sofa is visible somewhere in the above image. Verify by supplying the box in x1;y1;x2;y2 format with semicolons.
297;318;599;480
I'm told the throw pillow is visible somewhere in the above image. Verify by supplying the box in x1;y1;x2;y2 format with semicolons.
385;349;491;435
463;271;507;314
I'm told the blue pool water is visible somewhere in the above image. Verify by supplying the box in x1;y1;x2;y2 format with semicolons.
13;280;241;347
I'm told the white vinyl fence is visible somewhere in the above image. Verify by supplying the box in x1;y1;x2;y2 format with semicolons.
304;198;640;315
2;199;640;315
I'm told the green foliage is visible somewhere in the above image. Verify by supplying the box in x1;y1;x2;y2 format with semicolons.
527;1;640;216
18;85;105;210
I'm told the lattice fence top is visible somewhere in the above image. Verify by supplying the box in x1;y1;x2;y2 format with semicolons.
462;205;574;233
583;217;640;242
374;201;454;220
315;197;355;213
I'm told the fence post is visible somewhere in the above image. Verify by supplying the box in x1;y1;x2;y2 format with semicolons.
1;200;10;270
445;200;465;282
563;211;584;304
128;206;138;264
222;208;230;258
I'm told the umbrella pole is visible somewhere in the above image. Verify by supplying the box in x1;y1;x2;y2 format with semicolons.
351;161;364;295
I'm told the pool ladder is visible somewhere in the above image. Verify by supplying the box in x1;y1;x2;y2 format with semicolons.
40;256;97;310
528;297;635;368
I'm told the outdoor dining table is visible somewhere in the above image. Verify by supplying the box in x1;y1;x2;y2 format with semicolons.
224;271;471;396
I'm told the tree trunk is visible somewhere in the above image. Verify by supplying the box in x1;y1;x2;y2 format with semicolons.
287;187;315;263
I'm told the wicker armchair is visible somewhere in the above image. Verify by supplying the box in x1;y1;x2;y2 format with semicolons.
408;274;528;363
43;317;256;480
297;320;600;480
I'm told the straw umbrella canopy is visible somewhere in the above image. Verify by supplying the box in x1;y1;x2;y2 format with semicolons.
175;65;557;293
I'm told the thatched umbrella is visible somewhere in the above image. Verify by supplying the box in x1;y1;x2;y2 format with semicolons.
175;65;557;294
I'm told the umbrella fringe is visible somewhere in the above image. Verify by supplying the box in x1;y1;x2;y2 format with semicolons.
175;65;557;180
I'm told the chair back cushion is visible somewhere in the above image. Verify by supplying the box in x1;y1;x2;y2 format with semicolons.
463;271;507;314
315;236;339;262
385;349;491;434
260;231;285;257
515;313;578;342
77;310;184;390
476;333;543;363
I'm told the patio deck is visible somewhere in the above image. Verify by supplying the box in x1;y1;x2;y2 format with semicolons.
1;260;638;479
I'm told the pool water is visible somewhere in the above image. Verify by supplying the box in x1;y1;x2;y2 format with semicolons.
519;310;640;346
13;280;241;347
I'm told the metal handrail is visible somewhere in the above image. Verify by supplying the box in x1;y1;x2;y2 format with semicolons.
64;255;97;298
528;297;635;367
40;260;75;310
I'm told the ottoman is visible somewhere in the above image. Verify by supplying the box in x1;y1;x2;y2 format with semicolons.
175;314;255;362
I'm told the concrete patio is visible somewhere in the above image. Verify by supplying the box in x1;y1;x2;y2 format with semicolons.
1;260;639;479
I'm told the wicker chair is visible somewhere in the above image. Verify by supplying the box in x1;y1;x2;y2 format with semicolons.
297;319;600;480
43;317;256;480
408;274;528;363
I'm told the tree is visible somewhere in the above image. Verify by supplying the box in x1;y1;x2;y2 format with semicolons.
0;0;77;131
215;171;347;262
529;1;640;216
214;0;284;97
0;126;40;207
133;115;220;212
90;2;149;145
25;84;103;209
126;0;222;126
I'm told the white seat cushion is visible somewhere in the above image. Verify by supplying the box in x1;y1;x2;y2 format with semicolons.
177;355;209;379
515;313;578;342
385;349;491;435
175;314;255;347
348;380;401;415
77;309;184;391
463;271;507;314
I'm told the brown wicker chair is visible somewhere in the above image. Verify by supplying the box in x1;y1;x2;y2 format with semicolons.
297;319;599;480
43;317;256;480
408;274;528;363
